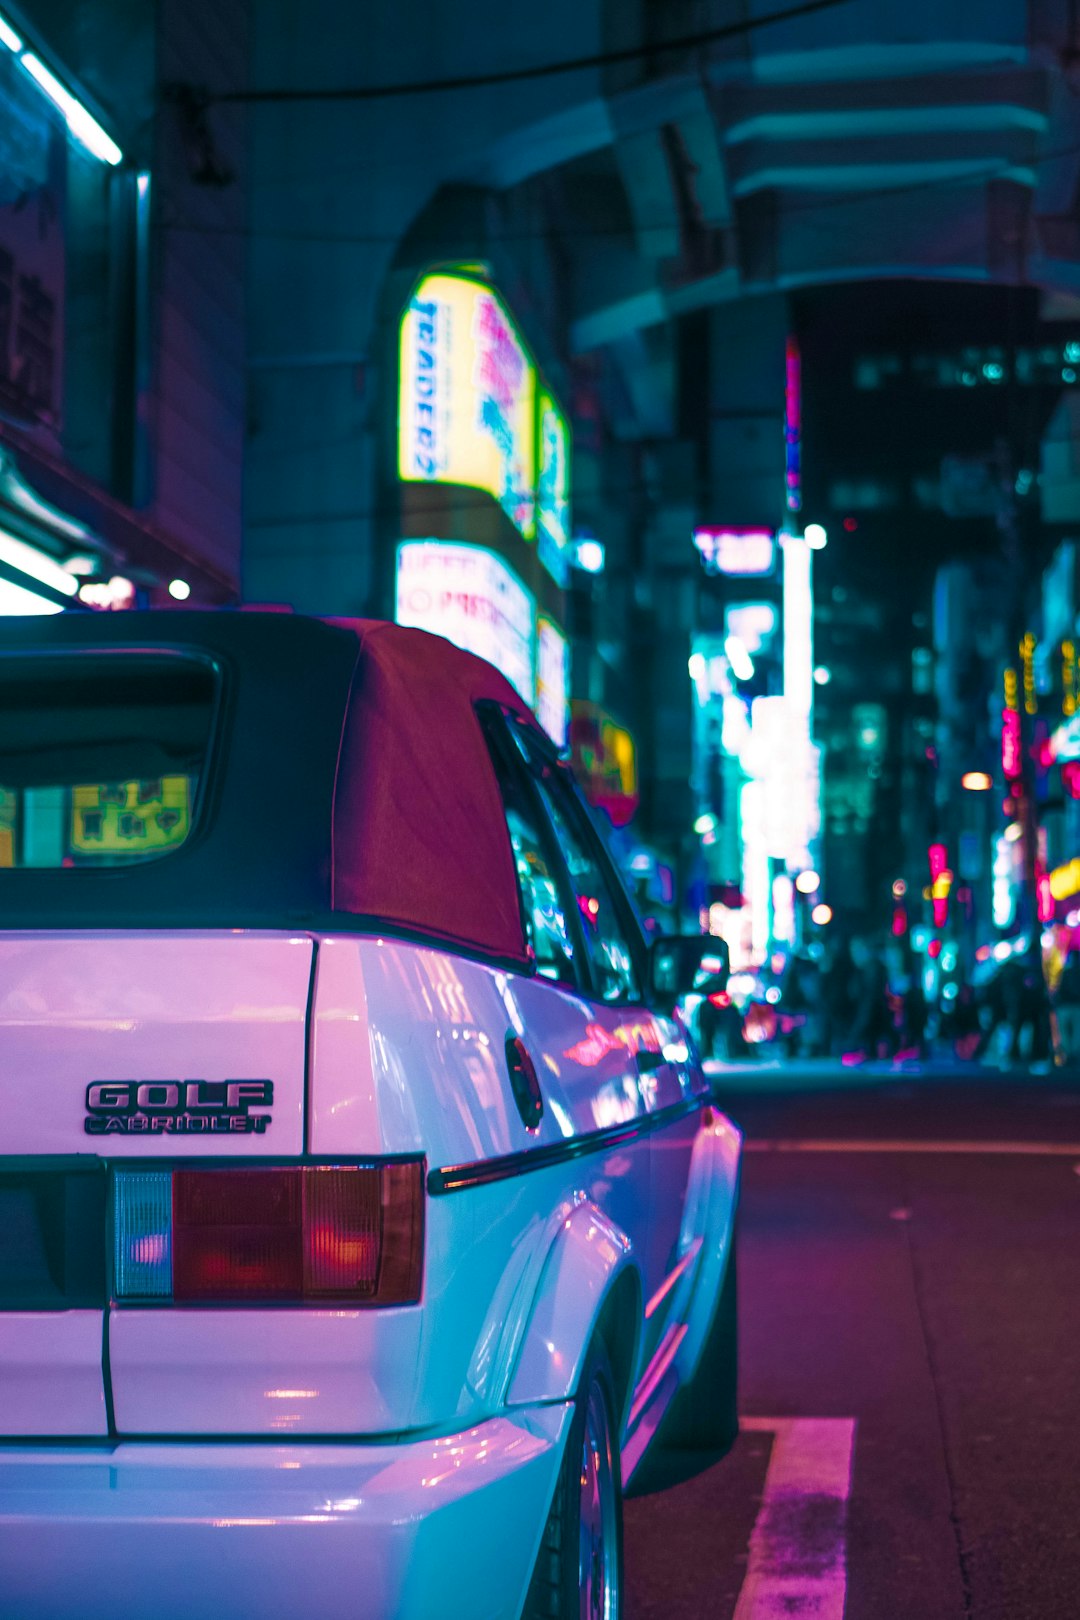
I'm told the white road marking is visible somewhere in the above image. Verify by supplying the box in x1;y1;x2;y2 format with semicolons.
733;1418;856;1620
745;1138;1080;1156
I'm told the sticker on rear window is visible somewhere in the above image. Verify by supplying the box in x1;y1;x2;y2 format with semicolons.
85;1080;274;1136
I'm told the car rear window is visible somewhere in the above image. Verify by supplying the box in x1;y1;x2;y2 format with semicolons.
0;652;217;869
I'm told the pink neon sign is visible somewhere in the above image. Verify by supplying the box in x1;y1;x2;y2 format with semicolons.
1001;708;1022;780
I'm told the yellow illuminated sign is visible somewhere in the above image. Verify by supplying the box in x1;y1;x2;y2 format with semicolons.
1020;632;1037;716
1050;857;1080;902
1064;640;1076;717
399;273;537;537
70;777;191;856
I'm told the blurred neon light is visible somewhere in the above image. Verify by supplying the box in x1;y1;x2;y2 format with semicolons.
1020;632;1037;716
536;615;569;747
0;12;22;51
1049;858;1080;901
1001;708;1022;779
804;523;827;550
724;635;755;681
1038;867;1054;922
537;389;570;583
782;533;813;719
693;527;775;576
574;538;605;573
0;579;63;614
961;771;992;790
78;575;135;611
20;53;122;165
784;336;802;513
726;601;776;652
0;531;77;598
811;903;832;925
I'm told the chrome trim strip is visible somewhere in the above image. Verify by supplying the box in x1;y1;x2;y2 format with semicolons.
427;1093;709;1195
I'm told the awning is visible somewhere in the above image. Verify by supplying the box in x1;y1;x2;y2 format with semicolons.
0;425;237;610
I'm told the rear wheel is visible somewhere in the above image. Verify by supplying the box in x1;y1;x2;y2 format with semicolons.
523;1337;623;1619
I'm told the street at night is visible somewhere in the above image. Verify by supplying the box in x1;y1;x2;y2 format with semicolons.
7;0;1080;1614
628;1070;1080;1620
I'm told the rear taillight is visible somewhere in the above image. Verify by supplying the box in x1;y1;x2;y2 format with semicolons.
113;1163;424;1305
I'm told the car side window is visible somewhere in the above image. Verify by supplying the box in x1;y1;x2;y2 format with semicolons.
526;756;643;1006
482;719;579;988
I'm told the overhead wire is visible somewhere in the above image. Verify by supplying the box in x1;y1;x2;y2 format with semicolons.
212;0;855;105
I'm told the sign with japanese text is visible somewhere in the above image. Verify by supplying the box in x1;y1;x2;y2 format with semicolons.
70;777;191;857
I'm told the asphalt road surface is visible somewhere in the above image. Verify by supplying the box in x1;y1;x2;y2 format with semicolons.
626;1068;1080;1619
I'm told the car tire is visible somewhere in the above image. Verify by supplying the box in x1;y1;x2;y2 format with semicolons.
655;1234;738;1453
522;1336;623;1620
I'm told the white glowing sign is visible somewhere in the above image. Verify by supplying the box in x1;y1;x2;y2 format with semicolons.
743;697;792;860
782;533;813;720
780;532;819;873
536;615;569;747
693;528;776;577
395;541;536;705
725;602;777;653
993;834;1018;929
740;781;772;962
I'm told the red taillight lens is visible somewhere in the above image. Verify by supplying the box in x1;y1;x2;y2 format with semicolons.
708;991;731;1009
173;1169;302;1302
304;1167;381;1295
169;1164;423;1305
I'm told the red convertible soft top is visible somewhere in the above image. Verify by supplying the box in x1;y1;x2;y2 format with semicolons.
0;611;544;967
331;617;537;965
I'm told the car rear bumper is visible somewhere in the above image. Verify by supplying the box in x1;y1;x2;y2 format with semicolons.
0;1402;572;1620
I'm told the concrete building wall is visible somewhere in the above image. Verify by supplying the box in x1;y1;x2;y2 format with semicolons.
153;0;248;582
244;0;606;613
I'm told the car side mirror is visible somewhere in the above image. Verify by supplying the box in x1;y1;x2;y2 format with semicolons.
648;934;729;1007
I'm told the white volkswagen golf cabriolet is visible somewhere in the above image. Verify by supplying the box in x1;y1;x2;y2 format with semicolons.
0;611;740;1619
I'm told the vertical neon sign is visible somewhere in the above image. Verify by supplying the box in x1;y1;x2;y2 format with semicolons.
784;337;802;514
1002;666;1021;782
781;532;816;871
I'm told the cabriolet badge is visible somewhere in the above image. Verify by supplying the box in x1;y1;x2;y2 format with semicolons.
84;1080;274;1135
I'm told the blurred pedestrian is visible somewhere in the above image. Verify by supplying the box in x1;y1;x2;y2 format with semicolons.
947;981;981;1062
844;936;892;1060
900;971;929;1061
821;937;854;1057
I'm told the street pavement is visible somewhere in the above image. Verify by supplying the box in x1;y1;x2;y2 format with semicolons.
625;1064;1080;1619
